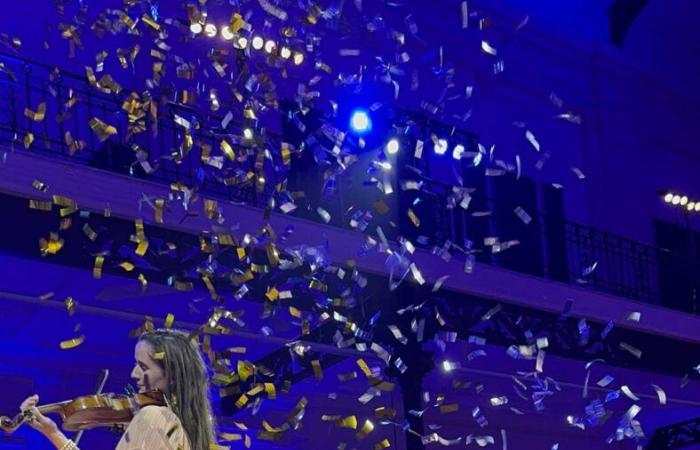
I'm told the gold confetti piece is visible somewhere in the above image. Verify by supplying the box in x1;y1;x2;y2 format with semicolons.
38;292;54;301
357;359;373;377
440;403;459;414
52;195;76;208
219;139;236;161
60;335;85;350
237;360;255;382
65;296;75;316
88;117;118;142
164;313;175;329
29;199;52;211
265;287;279;302
174;280;193;291
373;199;390;215
338;371;357;382
64;131;85;155
142;14;161;30
355;419;375;440
23;133;34;149
338;415;358;429
82;223;98;241
219;386;242;398
119;261;134;272
311;360;323;380
154;198;164;224
39;232;64;255
235;394;249;409
138;273;147;290
374;439;391;450
32;180;48;192
220;433;243;442
24;102;46;122
264;382;277;400
407;208;421;227
375;407;397;419
308;279;327;291
289;306;302;318
59;218;72;230
153;351;166;360
93;255;104;279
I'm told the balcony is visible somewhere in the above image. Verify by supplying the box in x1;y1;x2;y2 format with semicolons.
1;51;700;343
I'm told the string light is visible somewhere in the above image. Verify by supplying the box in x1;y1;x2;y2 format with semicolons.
189;23;203;34
221;26;235;41
280;47;292;59
663;191;700;214
264;39;276;53
452;144;465;160
204;24;218;38
293;52;304;65
386;138;399;155
235;36;248;49
434;138;448;155
252;36;264;50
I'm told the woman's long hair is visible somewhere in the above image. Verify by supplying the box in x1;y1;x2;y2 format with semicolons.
139;329;215;450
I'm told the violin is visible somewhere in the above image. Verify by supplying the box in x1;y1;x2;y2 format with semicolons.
0;390;166;434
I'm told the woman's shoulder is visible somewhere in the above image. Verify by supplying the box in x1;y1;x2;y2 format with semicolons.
132;405;181;428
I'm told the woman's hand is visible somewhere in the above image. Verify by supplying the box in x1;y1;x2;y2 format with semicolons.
19;395;59;437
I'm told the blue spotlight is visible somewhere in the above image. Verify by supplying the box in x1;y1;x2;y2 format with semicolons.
349;109;371;134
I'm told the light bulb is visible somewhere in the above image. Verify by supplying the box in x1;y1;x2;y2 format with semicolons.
252;36;264;50
204;23;217;38
221;26;234;41
386;139;399;155
434;138;448;155
293;52;304;65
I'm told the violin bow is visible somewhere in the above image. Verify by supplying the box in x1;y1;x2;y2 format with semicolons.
73;369;109;445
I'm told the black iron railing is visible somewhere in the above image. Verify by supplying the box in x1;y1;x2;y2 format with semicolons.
1;51;698;312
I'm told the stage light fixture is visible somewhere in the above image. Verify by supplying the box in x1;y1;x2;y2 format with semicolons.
264;39;276;53
680;196;689;206
204;23;218;38
386;138;399;155
672;195;681;205
221;26;235;41
252;36;264;50
293;52;304;65
434;138;448;155
664;193;673;203
189;23;203;34
452;144;465;160
280;46;292;59
350;109;371;134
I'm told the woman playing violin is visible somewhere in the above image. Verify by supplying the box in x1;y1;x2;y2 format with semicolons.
18;329;216;450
